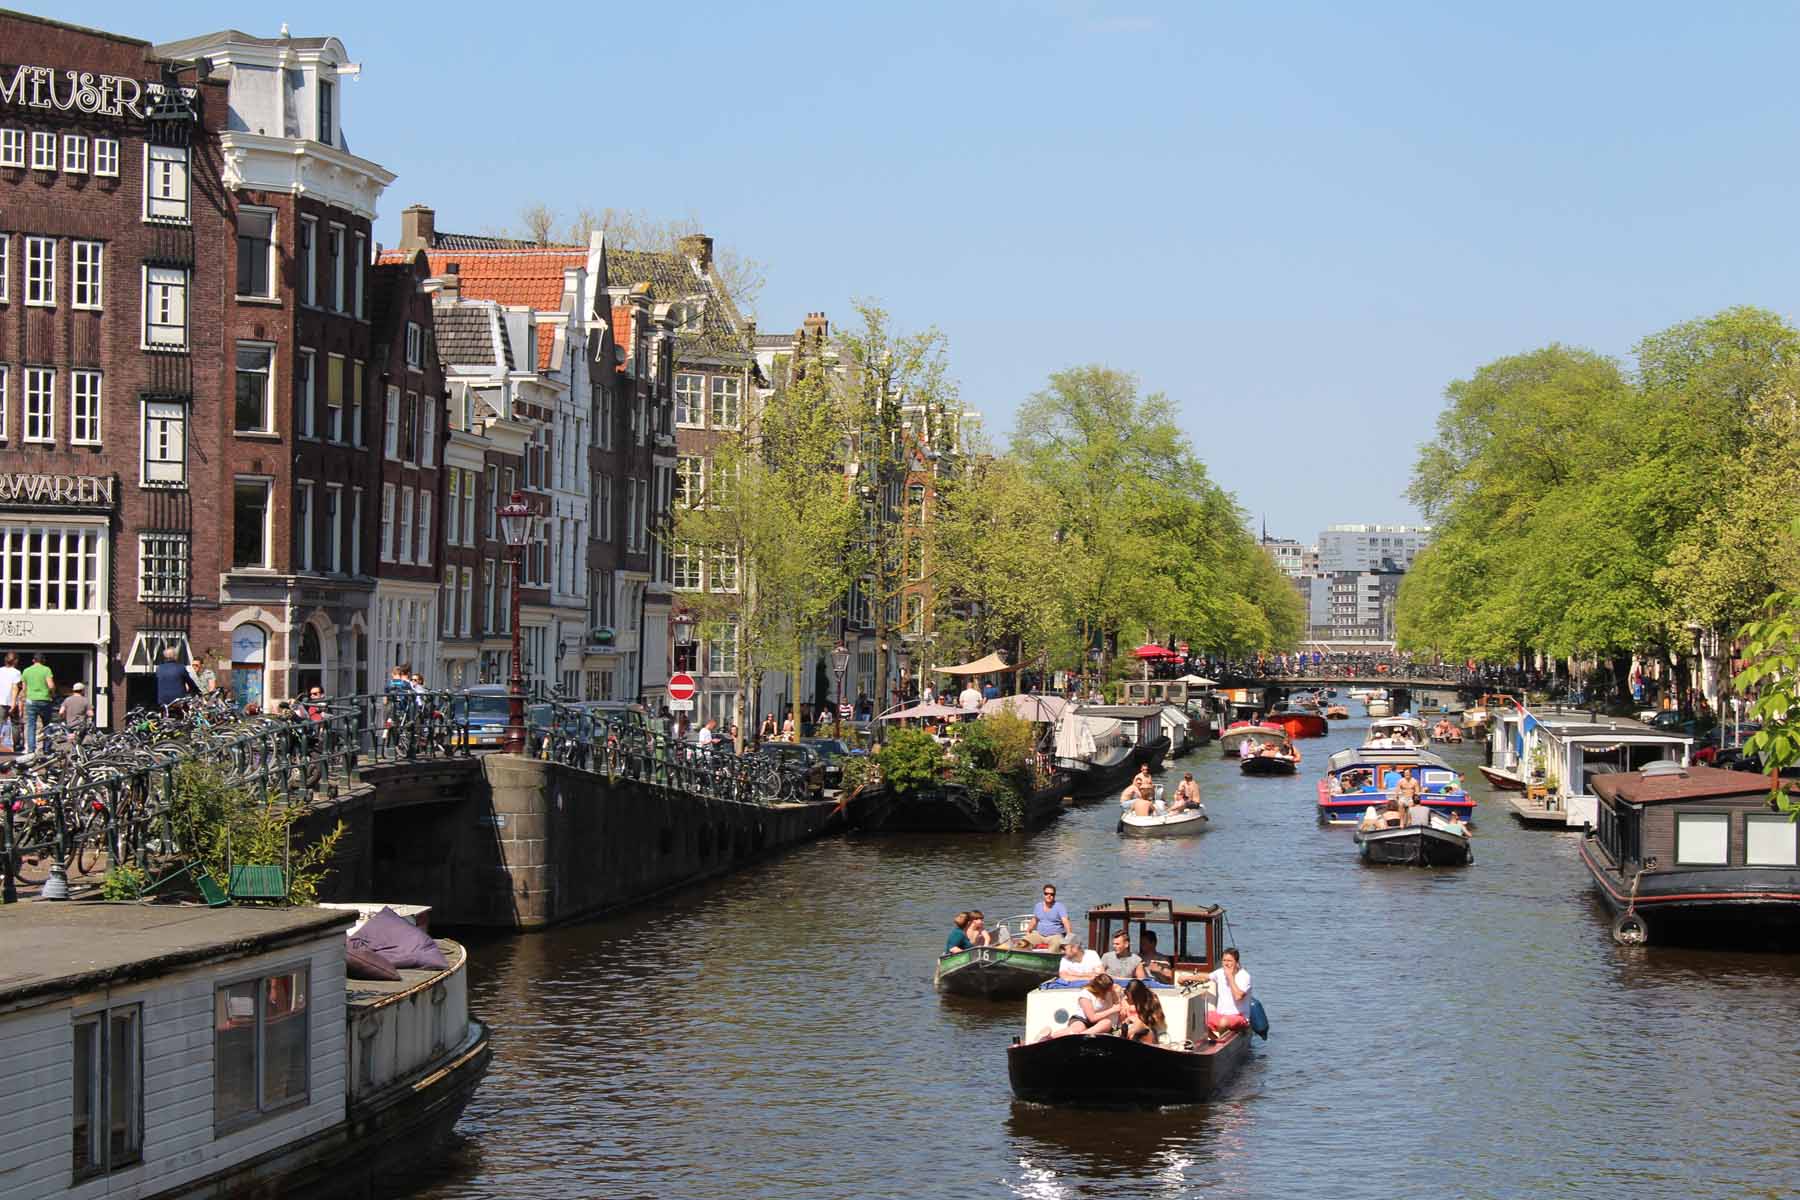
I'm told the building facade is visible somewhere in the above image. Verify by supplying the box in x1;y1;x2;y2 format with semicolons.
1315;522;1431;573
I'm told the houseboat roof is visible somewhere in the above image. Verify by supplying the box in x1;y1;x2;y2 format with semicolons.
1527;710;1671;737
1075;705;1166;720
1326;746;1456;772
0;903;354;1013
1592;764;1793;807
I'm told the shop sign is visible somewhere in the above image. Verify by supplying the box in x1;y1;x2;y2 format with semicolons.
0;612;105;643
0;63;194;119
0;473;116;509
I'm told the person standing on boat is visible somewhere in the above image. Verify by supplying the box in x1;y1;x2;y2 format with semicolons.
1393;767;1424;812
1205;947;1253;1036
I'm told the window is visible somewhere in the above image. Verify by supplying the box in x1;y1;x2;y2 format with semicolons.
380;483;395;562
0;235;8;303
327;225;344;310
325;485;342;573
0;367;7;439
672;543;700;590
711;551;739;593
0;128;22;166
486;466;499;538
384;385;400;459
137;533;189;600
142;400;186;486
403;392;418;463
143;267;187;348
905;594;924;635
24;368;53;443
25;235;54;306
399;487;415;564
325;354;344;442
232;478;272;568
1674;812;1729;866
0;523;102;611
461;469;477;546
235;343;275;433
298;216;317;305
317;79;335;146
30;130;55;170
908;537;924;581
1745;813;1799;867
707;621;738;675
70;371;101;444
94;137;119;177
294;350;315;438
908;483;926;526
351;488;364;575
352;232;365;319
675;456;703;507
237;208;275;298
61;134;88;173
144;145;189;221
214;968;310;1133
674;373;704;426
418;493;432;566
421;397;436;468
350;362;364;447
446;472;461;546
460;567;474;637
441;575;455;637
72;1004;142;1180
296;482;314;571
482;560;496;634
596;390;614;449
72;241;102;309
406;322;423;368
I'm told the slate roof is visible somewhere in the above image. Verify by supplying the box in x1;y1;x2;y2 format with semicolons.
605;247;749;363
433;301;512;371
431;232;542;251
379;247;586;311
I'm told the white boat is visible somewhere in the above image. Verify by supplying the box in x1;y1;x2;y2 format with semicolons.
1365;690;1393;718
1118;807;1210;837
1364;715;1427;747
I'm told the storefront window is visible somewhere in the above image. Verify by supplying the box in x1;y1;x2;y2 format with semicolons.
230;625;266;711
296;625;324;696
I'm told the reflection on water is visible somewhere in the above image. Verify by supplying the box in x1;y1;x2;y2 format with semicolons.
398;718;1800;1200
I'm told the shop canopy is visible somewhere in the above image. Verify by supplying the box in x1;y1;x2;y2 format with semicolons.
1133;643;1183;660
934;651;1011;676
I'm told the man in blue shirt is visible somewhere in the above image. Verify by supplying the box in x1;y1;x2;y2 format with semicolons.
154;646;200;711
1026;883;1071;947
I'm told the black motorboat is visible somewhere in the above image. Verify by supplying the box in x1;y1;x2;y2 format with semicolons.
1354;820;1473;866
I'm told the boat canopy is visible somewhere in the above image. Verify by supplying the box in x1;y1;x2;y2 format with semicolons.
1326;746;1457;773
1054;712;1126;760
1083;897;1228;973
1177;674;1218;686
934;651;1011;676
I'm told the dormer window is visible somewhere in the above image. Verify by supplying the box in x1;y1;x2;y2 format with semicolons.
317;79;335;147
679;300;704;333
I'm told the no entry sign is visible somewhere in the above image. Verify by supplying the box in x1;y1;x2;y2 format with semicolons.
669;673;697;701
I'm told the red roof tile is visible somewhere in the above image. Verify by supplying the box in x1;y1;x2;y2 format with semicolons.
377;248;587;311
536;324;557;372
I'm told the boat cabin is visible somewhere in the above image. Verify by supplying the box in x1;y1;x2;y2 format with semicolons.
1121;680;1203;708
1325;747;1462;796
1073;706;1167;751
1366;716;1427;745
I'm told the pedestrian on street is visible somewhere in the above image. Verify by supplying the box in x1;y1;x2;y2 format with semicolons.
20;653;55;755
59;682;91;729
0;652;21;753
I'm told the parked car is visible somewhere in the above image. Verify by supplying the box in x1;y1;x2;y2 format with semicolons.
451;685;514;749
1647;709;1713;738
751;742;826;798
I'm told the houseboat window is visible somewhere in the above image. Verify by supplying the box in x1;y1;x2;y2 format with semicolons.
72;1004;142;1179
1674;812;1730;866
215;968;311;1132
1744;814;1799;867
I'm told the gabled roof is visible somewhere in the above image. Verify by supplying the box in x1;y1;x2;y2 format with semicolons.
432;301;512;371
378;247;586;311
605;246;749;362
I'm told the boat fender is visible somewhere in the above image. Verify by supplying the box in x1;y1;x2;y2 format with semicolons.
1247;997;1270;1040
1610;911;1650;947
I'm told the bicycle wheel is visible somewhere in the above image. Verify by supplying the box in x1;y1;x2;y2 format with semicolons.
74;807;109;876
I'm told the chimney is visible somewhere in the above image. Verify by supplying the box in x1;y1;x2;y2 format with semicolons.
677;233;714;271
803;311;829;339
399;204;435;252
434;261;460;299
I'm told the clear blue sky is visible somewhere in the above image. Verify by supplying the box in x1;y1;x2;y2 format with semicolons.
74;0;1800;539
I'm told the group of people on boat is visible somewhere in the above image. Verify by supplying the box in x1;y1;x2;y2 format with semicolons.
1430;718;1462;741
1238;738;1294;760
1032;935;1254;1046
1356;767;1450;831
1119;767;1202;817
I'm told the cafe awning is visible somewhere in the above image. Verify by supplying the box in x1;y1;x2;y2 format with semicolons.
934;651;1010;676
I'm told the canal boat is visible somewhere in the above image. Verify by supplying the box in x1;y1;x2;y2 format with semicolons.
1007;897;1252;1107
1268;707;1330;740
1325;703;1350;720
0;902;490;1200
1364;715;1428;747
1054;706;1171;800
1317;746;1474;825
1429;719;1464;744
1219;720;1283;757
1365;691;1394;718
936;940;1064;999
1579;763;1800;946
1118;805;1209;837
1515;708;1692;829
1354;811;1474;866
1239;737;1301;776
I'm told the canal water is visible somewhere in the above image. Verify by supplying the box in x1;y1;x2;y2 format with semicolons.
400;716;1800;1200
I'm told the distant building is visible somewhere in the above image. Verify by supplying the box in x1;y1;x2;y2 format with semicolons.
1316;523;1431;573
1260;535;1317;578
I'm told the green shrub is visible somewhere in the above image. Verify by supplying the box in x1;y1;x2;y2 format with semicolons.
876;728;945;795
160;761;345;905
100;863;149;901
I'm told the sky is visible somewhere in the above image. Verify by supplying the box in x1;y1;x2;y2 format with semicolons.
69;0;1800;539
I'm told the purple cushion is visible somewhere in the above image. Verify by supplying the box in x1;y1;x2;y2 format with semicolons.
355;907;449;970
345;936;402;981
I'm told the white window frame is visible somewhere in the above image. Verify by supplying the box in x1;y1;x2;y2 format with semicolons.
93;137;119;177
23;367;54;443
1674;811;1730;867
70;370;101;445
0;366;7;441
62;133;88;174
0;128;23;167
351;487;364;575
711;550;739;593
25;235;54;307
709;375;741;430
406;322;423;368
384;386;400;459
398;486;415;564
352;232;366;319
30;130;55;171
71;1002;143;1181
460;566;474;637
298;216;317;306
296;481;314;572
325;353;344;443
324;483;343;574
143;145;190;223
380;483;396;563
327;224;345;311
137;532;190;601
0;235;8;303
420;397;436;468
141;399;187;487
142;266;188;349
211;966;311;1135
231;477;274;570
71;240;103;310
350;361;364;448
1745;812;1799;867
417;493;432;567
295;350;316;440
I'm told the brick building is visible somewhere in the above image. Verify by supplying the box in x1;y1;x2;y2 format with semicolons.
0;13;230;723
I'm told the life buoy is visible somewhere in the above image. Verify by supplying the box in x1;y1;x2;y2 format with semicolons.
1611;911;1649;946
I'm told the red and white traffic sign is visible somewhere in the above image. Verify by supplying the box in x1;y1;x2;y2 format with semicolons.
668;673;697;702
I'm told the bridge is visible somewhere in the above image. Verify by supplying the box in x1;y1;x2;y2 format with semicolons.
1204;672;1485;693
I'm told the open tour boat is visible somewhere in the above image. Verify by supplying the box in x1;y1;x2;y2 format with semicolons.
1316;746;1475;826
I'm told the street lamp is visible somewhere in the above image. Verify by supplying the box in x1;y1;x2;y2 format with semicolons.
499;491;534;755
672;607;696;674
831;642;851;738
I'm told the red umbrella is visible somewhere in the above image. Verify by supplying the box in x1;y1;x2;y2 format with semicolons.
1132;643;1180;660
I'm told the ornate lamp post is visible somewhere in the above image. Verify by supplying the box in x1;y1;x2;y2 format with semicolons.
672;607;696;673
499;492;534;755
831;642;851;739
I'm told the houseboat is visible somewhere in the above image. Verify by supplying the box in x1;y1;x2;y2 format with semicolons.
1479;699;1532;790
1580;763;1800;946
1317;746;1475;826
0;903;489;1200
1120;678;1216;744
1006;898;1253;1106
1053;706;1170;800
1485;704;1691;828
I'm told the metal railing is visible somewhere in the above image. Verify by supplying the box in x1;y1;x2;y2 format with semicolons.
2;688;815;900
